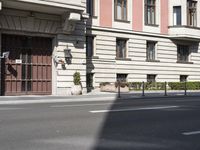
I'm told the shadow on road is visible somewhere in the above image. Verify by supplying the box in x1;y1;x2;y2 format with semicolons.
91;95;200;150
91;96;164;150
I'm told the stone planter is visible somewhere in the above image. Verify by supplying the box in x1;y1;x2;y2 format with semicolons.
100;84;116;92
71;85;82;95
115;86;129;93
100;84;129;93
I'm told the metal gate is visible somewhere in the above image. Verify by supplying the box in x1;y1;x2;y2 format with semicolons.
1;34;52;95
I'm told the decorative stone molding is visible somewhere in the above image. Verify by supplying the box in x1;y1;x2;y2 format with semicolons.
0;13;61;34
63;12;81;32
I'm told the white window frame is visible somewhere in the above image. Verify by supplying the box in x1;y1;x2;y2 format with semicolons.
173;6;182;26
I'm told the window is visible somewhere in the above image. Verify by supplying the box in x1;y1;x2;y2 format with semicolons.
173;6;182;26
117;74;128;82
116;39;127;59
146;41;156;61
87;73;94;88
187;0;197;26
114;0;127;21
86;36;94;58
180;75;188;82
147;74;156;82
177;45;189;62
145;0;156;25
87;0;95;17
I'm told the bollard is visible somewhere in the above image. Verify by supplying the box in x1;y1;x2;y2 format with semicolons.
142;81;145;96
164;81;167;96
184;81;187;96
118;80;121;98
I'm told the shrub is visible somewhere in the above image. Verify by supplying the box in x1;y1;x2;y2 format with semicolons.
115;82;129;88
129;82;166;90
145;82;165;90
73;72;81;85
168;82;200;90
99;81;200;91
186;82;200;90
129;82;143;90
168;82;185;90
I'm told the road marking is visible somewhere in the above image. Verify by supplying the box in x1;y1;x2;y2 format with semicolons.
90;106;179;113
51;102;122;108
0;107;26;111
182;131;200;136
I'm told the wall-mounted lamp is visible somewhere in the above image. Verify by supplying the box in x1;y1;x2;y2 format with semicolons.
0;52;10;59
53;45;72;67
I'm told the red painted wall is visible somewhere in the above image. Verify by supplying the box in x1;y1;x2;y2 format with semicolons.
100;0;112;28
160;0;169;34
133;0;143;31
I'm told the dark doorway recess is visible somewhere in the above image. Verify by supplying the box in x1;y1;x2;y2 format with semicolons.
1;34;52;96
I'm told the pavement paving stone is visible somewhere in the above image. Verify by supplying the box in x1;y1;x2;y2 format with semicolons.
0;90;200;105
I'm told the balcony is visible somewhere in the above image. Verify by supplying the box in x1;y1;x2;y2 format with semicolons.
168;26;200;42
1;0;85;14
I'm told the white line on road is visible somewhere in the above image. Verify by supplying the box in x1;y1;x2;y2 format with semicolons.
182;131;200;136
51;102;122;108
90;106;179;113
0;108;26;111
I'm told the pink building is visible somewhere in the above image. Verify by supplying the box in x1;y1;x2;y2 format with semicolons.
86;0;200;91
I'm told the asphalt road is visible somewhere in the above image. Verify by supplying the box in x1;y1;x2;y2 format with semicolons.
0;96;200;150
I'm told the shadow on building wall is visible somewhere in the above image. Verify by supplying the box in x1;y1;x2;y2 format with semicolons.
86;17;95;93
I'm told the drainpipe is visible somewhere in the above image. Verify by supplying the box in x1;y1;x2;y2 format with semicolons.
0;33;1;96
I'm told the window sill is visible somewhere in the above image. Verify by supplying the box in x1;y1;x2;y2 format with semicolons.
114;19;130;23
176;61;193;64
115;58;132;61
92;16;98;19
146;59;160;62
88;14;98;18
169;25;200;30
145;24;159;27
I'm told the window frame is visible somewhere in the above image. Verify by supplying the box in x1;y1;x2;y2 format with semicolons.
147;74;156;83
117;74;128;82
145;0;156;25
177;45;190;63
114;0;128;21
187;0;197;27
146;41;157;61
116;38;128;59
180;75;188;82
173;6;182;26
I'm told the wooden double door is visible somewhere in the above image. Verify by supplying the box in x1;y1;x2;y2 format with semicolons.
1;34;52;95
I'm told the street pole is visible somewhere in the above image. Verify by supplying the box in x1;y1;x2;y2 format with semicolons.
0;57;1;96
142;81;145;97
184;81;187;96
164;81;167;96
118;80;121;98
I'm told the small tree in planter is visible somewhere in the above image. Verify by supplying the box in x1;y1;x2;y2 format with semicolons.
71;72;82;95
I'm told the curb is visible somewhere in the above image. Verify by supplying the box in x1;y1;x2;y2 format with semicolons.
0;96;117;105
0;94;200;105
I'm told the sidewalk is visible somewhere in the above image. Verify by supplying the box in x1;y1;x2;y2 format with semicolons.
0;90;200;105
